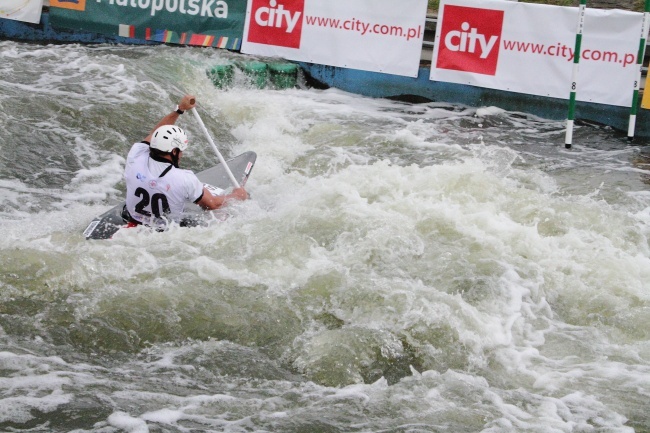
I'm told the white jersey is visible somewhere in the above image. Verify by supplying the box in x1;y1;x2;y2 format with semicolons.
124;142;204;227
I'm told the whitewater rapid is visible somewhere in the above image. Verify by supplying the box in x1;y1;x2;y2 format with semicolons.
0;41;649;432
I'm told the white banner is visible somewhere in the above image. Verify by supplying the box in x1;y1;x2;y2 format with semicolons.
430;0;644;107
241;0;428;77
0;0;44;24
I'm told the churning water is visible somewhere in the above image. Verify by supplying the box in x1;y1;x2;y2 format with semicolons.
0;41;649;433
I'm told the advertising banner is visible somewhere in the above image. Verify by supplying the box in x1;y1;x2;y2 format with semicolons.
240;0;428;78
49;0;247;50
0;0;44;24
430;0;645;107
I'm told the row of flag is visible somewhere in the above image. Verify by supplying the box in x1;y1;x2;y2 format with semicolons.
117;24;240;50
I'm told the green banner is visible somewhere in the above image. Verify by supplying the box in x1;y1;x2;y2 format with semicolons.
49;0;246;49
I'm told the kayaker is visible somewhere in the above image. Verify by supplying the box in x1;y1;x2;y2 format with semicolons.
121;94;248;227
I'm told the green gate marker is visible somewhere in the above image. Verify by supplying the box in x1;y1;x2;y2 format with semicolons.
565;0;587;149
627;0;650;141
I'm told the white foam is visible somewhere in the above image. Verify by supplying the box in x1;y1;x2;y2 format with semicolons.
141;408;184;424
476;106;507;117
0;352;90;424
107;412;149;433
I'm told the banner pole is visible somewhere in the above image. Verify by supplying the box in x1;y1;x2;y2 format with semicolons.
565;0;587;149
627;0;650;141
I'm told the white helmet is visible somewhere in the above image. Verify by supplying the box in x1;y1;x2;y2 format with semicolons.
151;125;188;152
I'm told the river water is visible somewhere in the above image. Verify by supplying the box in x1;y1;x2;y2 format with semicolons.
1;41;649;433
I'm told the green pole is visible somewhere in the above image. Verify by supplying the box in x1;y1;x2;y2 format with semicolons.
627;0;650;141
565;0;587;149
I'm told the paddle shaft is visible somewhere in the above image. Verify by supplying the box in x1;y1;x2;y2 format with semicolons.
190;102;241;189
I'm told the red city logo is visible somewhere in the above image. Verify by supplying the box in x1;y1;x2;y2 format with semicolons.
247;0;304;49
436;5;504;75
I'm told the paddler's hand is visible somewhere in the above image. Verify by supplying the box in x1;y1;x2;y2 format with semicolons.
230;187;248;201
179;95;196;112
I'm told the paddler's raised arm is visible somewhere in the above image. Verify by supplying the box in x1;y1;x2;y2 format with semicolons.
143;95;196;142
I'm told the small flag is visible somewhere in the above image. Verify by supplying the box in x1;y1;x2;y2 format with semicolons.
189;34;214;46
118;24;135;38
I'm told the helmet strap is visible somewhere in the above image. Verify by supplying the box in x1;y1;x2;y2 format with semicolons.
150;148;179;169
171;149;180;168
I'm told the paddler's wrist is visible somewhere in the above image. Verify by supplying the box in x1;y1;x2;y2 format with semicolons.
174;104;184;115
